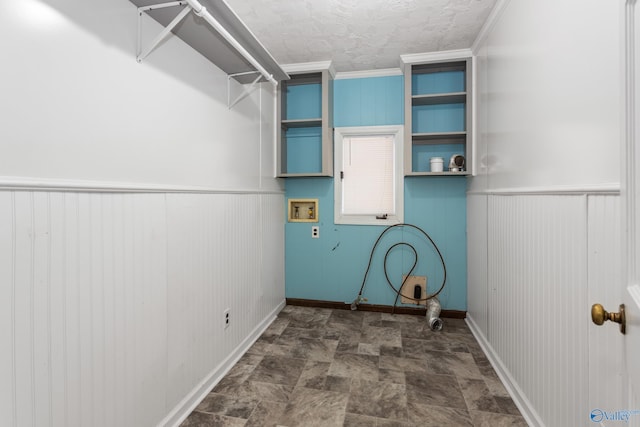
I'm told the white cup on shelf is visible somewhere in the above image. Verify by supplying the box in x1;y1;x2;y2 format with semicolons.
429;157;444;172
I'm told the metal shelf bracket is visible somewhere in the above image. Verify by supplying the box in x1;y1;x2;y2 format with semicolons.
227;71;263;109
137;1;191;63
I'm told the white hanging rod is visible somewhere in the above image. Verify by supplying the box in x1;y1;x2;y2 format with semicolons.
136;0;278;87
185;0;277;86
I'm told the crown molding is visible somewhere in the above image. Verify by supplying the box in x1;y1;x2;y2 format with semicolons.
281;61;336;78
399;48;473;66
334;68;403;80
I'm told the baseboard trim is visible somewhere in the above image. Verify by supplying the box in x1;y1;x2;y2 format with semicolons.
285;298;466;319
465;314;543;427
161;299;287;427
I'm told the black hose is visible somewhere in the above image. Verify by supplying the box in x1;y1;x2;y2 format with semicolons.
352;223;447;314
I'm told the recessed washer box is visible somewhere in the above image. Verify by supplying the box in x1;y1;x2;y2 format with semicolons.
288;198;319;222
401;275;427;306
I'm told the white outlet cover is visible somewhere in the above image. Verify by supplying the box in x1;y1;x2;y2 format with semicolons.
312;226;319;238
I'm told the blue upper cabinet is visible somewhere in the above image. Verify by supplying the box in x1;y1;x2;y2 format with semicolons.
404;59;472;176
277;71;333;177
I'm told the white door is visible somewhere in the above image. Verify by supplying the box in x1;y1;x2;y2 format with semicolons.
590;2;640;425
623;0;640;423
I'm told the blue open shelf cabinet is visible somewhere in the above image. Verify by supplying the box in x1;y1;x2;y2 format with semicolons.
404;59;471;175
277;71;333;177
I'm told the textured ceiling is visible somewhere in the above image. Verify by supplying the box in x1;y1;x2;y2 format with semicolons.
225;0;497;73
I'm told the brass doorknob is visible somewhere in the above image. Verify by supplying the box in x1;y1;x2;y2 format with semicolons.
591;303;626;334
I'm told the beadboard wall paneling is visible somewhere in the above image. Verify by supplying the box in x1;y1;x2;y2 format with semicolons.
467;193;622;427
0;190;285;427
489;195;588;427
466;194;488;335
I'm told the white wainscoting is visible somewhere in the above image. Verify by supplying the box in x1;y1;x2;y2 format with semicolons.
0;189;285;427
467;193;621;427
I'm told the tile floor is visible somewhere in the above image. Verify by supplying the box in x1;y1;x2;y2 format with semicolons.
181;305;527;427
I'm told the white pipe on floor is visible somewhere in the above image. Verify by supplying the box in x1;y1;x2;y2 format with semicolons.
426;297;443;331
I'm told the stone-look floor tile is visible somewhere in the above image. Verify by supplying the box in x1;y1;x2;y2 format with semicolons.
357;342;379;356
466;339;486;356
236;354;264;367
267;343;296;359
230;381;293;403
343;412;410;426
447;340;471;353
294;338;338;361
322;329;342;341
262;317;289;338
405;328;450;342
493;395;523;416
448;336;485;358
195;394;259;419
401;336;468;356
347;378;408;421
180;411;247;427
248;356;306;386
336;338;361;354
278;326;325;342
424;350;483;379
380;313;424;325
285;309;332;330
296;360;331;389
405;336;470;354
343;413;378;427
296;360;353;393
183;307;524;426
380;345;403;357
327;352;379;380
367;319;405;329
405;373;467;410
406;402;473;427
470;410;528;427
360;326;403;348
376;419;410;427
362;311;382;325
471;354;497;378
379;355;428;374
324;375;351;393
401;338;430;360
379;368;406;384
213;363;256;394
246;339;271;356
327;309;365;329
440;318;473;335
276;387;348;427
483;374;512;398
244;400;287;427
257;334;279;344
279;307;332;329
270;338;338;362
457;377;501;413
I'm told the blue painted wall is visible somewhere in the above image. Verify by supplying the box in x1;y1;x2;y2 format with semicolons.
284;75;467;311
